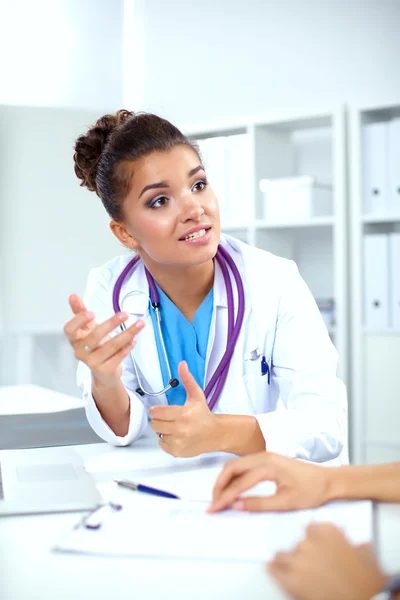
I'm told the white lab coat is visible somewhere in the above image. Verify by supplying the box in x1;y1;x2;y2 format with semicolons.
78;234;347;463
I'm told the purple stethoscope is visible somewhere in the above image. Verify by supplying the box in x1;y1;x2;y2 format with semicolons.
112;245;245;411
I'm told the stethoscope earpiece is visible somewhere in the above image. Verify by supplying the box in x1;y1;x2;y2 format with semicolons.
169;379;179;388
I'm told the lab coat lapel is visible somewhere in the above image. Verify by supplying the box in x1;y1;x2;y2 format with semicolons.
204;238;265;405
119;261;165;403
204;261;226;389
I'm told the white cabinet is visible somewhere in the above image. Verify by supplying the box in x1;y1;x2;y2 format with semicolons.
349;101;400;463
186;108;348;381
364;335;400;444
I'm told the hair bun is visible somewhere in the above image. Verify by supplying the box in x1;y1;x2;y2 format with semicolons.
73;109;134;194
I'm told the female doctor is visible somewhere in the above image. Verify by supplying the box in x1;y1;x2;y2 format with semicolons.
64;109;347;462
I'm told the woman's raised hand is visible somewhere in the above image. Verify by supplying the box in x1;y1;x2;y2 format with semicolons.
64;294;145;386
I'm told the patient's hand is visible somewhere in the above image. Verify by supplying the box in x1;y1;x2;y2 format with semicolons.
268;523;387;600
209;452;332;513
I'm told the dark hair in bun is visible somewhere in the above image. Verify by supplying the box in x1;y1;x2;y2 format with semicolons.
73;110;199;221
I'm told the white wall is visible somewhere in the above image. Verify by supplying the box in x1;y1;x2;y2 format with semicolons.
126;0;400;124
0;0;125;393
0;105;128;391
0;105;126;334
0;0;124;110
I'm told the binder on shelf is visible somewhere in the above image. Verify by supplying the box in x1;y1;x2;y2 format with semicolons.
197;134;251;229
196;136;227;222
363;234;390;328
362;122;389;215
389;233;400;328
225;134;251;227
388;118;400;214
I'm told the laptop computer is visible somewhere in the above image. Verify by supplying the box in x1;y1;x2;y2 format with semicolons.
0;445;102;516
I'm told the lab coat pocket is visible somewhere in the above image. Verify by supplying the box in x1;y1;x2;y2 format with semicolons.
243;355;271;413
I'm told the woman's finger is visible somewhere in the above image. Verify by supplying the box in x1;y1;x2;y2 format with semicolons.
353;543;379;569
149;419;176;435
267;559;298;598
230;492;293;513
178;361;203;398
96;338;137;375
150;405;183;421
269;551;293;569
211;459;252;502
64;311;95;340
212;453;276;505
78;320;145;363
209;467;268;512
69;294;87;314
158;433;174;453
76;312;130;351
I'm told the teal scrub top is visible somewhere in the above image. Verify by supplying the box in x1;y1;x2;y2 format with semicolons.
149;284;214;405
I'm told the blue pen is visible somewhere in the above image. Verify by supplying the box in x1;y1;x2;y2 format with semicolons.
114;479;180;499
261;355;271;384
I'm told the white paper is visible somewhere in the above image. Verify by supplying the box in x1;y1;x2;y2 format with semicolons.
54;495;373;562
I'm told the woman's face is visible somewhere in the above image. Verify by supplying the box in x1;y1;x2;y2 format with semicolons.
113;145;220;269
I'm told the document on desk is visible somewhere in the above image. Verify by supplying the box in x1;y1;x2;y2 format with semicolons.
54;495;373;562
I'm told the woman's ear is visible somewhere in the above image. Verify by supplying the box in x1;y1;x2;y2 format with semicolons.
109;221;139;251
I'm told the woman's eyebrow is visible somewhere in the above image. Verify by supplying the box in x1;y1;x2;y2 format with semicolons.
139;181;168;199
138;166;204;199
188;165;204;177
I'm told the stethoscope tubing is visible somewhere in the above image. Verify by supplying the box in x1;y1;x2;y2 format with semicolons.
112;245;245;410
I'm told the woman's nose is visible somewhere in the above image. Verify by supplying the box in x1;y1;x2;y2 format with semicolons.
179;194;205;222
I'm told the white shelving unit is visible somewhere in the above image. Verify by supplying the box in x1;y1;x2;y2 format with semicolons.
184;107;348;382
349;101;400;464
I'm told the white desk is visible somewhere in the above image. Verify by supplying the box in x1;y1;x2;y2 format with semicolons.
1;433;399;600
0;385;101;449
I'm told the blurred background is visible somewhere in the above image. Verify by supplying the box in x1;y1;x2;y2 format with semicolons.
0;0;399;462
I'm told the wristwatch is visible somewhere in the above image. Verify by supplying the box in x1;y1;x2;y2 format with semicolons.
374;574;400;599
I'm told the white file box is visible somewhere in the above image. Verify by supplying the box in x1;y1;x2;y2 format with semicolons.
260;176;332;222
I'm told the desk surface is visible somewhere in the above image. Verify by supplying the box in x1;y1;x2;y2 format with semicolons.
1;434;399;600
0;385;101;449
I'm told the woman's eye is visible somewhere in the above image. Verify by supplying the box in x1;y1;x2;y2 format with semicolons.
147;196;168;209
192;179;207;192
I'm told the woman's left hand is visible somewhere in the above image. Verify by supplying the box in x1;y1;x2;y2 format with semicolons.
268;523;388;600
149;361;221;457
